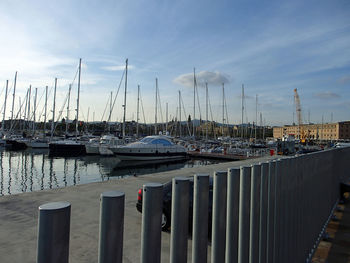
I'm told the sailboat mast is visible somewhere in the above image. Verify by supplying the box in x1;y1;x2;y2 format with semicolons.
136;85;140;138
76;58;82;141
51;78;57;139
10;72;17;123
178;90;181;137
193;68;196;137
241;84;244;139
206;83;208;141
155;78;158;135
255;94;258;141
166;102;168;134
2;80;8;132
222;83;225;137
66;84;71;135
27;85;31;132
33;87;37;135
122;58;128;139
43;86;48;138
109;91;113;133
86;107;90;133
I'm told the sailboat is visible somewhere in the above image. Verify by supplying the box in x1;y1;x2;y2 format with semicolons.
49;59;87;156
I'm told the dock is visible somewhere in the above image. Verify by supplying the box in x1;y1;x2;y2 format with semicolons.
188;151;258;161
0;155;275;263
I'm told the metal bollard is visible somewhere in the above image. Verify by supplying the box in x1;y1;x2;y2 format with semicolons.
275;158;286;263
141;183;163;263
170;177;190;263
192;174;209;263
249;164;261;263
266;161;276;263
37;201;71;263
211;171;227;263
98;191;125;263
258;162;269;263
225;168;240;263
238;166;251;263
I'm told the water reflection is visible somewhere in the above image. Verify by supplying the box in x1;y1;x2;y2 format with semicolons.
0;148;226;196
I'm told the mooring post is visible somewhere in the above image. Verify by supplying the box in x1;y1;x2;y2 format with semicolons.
238;166;251;263
266;160;276;263
192;174;209;263
170;177;190;263
37;201;71;263
225;168;240;263
258;162;269;263
249;164;261;263
140;183;163;263
98;191;125;263
211;171;227;263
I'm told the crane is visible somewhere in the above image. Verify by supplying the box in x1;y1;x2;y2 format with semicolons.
294;88;305;142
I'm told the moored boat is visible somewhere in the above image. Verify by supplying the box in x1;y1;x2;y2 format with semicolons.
110;135;187;161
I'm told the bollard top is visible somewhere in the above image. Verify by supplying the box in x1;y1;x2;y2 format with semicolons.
214;170;227;176
173;177;189;182
39;201;71;211
259;161;269;166
101;191;125;198
194;173;209;178
143;182;163;189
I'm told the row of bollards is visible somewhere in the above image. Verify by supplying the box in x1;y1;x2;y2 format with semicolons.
37;191;125;263
36;147;348;263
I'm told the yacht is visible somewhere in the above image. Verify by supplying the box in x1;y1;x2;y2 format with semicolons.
98;135;124;156
109;135;187;161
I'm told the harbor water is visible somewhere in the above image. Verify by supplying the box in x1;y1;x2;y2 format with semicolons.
0;148;227;196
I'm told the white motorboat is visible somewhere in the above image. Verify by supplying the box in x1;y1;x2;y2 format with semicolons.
85;138;101;154
25;138;49;148
109;135;187;161
99;135;124;156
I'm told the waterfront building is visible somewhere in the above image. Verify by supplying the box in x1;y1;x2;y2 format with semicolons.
273;121;350;141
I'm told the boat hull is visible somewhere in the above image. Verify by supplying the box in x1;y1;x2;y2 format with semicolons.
5;139;28;150
113;151;187;161
85;144;100;155
49;142;86;156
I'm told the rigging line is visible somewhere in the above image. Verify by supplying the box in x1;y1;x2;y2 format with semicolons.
1;80;14;114
27;88;46;122
109;68;125;122
9;95;26;132
157;87;165;132
51;91;70;133
195;83;202;121
208;94;216;138
70;65;79;87
100;95;110;122
224;87;229;126
140;93;147;125
0;81;6;99
37;85;54;122
180;93;191;137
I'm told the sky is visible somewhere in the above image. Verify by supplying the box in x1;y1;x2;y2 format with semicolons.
0;0;349;126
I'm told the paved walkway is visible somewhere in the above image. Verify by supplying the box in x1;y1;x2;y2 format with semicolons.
0;155;275;263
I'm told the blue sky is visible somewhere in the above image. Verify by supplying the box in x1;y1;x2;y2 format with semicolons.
0;0;349;126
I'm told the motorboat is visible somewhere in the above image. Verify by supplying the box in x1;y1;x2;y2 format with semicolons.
99;135;124;156
109;135;187;161
24;138;49;148
49;139;86;156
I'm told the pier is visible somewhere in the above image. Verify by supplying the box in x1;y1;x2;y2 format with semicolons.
1;148;349;262
0;155;275;263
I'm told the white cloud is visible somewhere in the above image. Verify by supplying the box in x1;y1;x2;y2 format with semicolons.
173;71;230;88
314;92;341;99
101;65;135;71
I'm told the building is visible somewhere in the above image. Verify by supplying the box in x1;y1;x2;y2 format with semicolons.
273;121;350;141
